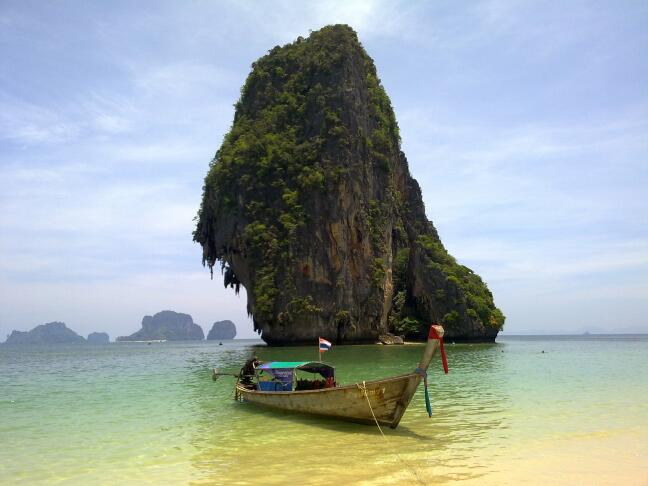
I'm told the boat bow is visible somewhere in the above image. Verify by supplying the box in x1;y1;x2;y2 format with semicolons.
389;324;447;427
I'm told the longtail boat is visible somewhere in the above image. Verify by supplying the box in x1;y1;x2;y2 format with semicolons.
214;325;448;429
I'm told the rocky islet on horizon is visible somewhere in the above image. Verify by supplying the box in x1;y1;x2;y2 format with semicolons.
194;24;505;345
116;310;205;341
4;323;111;345
87;332;110;344
207;320;237;340
5;313;239;344
5;322;87;344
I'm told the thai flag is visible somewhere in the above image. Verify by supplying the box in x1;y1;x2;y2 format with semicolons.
319;337;332;352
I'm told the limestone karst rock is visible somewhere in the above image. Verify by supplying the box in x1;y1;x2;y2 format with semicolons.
117;311;204;341
5;322;86;344
87;332;110;344
206;320;237;340
195;25;504;345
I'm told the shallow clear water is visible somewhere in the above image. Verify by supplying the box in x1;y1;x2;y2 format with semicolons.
1;336;647;485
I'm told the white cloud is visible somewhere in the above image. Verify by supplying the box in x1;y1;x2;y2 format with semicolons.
400;106;648;225
131;61;238;96
219;0;423;45
451;237;648;283
108;141;210;163
0;96;81;144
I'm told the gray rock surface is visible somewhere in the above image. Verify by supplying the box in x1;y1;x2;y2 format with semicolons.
5;322;86;344
378;333;404;345
87;332;110;344
117;311;205;341
206;320;237;340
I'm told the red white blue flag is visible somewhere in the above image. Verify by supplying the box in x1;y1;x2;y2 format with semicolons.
319;337;332;352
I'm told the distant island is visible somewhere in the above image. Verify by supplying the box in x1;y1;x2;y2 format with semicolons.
117;310;205;341
207;320;237;340
5;322;86;344
87;332;110;344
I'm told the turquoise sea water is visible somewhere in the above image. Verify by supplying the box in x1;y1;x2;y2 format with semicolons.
1;335;647;485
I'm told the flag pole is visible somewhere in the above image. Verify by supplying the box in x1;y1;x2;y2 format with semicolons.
318;338;321;362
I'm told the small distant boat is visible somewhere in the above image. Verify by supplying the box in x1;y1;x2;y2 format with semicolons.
213;325;448;429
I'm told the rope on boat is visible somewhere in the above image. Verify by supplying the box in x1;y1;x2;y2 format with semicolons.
357;381;427;486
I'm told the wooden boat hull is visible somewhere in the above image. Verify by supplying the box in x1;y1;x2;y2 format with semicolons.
236;372;422;428
232;325;445;429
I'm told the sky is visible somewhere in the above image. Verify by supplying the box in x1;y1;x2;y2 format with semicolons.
1;0;646;340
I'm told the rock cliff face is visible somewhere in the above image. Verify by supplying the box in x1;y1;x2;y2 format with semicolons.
195;25;504;345
117;311;204;341
5;322;86;344
87;332;110;344
207;320;237;340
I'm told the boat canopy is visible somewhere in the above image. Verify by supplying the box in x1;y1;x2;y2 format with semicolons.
257;361;335;379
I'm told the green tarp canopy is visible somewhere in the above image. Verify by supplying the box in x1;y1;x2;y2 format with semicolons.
257;361;335;378
258;361;309;369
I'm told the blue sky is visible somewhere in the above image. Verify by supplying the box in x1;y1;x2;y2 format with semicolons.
1;1;646;340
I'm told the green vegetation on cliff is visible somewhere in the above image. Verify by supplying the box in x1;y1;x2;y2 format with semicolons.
416;235;505;330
